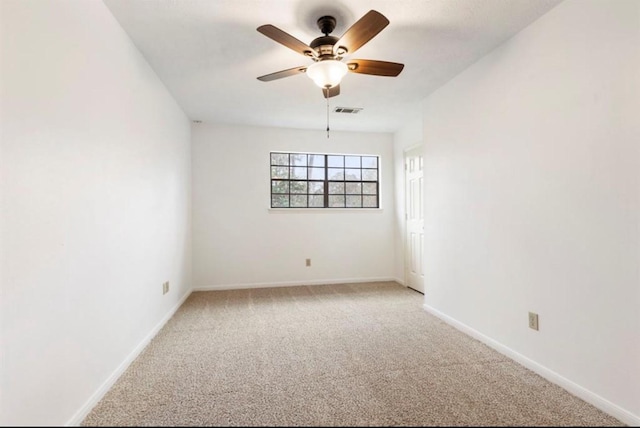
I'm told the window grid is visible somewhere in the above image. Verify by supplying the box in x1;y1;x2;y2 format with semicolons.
270;152;379;209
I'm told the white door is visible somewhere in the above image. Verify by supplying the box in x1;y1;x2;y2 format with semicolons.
405;145;424;293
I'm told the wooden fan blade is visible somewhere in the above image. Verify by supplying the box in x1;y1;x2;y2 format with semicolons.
333;10;389;56
257;66;308;82
257;25;316;58
347;59;404;77
322;85;340;98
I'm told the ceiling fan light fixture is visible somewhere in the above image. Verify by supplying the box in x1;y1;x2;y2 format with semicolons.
306;60;348;89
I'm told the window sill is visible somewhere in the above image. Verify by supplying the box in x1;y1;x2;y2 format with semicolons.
268;208;384;213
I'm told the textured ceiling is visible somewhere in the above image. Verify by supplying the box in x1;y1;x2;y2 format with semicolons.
103;0;563;133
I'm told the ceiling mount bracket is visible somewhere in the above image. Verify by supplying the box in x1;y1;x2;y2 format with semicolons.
317;16;337;35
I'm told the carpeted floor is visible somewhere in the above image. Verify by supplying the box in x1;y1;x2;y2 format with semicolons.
82;281;624;426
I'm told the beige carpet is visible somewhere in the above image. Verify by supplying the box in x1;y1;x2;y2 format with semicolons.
82;281;624;426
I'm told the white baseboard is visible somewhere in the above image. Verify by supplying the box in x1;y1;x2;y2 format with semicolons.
393;277;406;286
66;288;193;426
193;276;399;291
422;303;640;427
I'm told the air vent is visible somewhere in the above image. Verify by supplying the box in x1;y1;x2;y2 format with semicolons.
334;107;363;114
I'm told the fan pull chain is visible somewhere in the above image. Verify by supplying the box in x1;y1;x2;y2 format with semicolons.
326;87;330;138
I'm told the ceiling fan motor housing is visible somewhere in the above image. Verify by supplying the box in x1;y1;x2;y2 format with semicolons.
311;16;346;59
310;35;339;58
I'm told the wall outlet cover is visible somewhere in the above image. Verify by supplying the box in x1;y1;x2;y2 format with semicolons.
528;312;539;331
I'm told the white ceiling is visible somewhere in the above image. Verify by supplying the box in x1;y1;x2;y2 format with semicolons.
103;0;563;133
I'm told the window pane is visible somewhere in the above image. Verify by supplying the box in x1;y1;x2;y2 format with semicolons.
271;166;289;179
272;195;289;207
363;195;378;208
362;156;377;168
328;155;344;167
346;182;362;194
345;156;360;168
308;154;325;167
328;168;344;180
329;182;345;194
309;181;324;194
329;195;345;207
291;195;307;207
271;153;289;166
362;169;377;181
290;167;307;179
308;167;324;180
309;195;324;207
291;154;307;166
345;168;361;181
290;181;307;194
362;183;377;195
346;195;362;208
272;180;288;194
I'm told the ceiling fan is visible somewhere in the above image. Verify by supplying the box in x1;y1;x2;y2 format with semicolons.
256;10;404;98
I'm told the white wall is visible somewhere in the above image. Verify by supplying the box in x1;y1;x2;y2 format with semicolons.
418;0;639;422
392;114;424;284
192;123;395;289
0;1;192;425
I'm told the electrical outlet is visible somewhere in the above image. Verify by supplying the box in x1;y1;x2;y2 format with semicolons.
162;281;170;295
528;312;539;331
305;258;311;267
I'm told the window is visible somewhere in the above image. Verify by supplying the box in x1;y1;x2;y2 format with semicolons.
270;152;379;208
